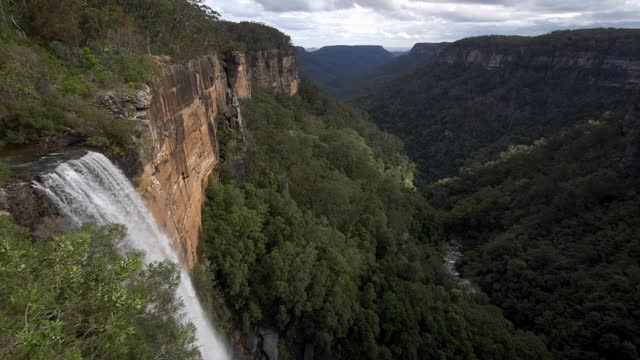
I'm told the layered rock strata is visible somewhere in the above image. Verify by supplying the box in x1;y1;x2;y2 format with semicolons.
136;51;298;267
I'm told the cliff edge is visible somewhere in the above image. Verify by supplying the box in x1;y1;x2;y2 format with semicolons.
136;50;298;267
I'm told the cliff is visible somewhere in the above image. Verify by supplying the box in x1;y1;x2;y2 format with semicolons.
437;29;640;87
133;50;298;267
251;50;299;96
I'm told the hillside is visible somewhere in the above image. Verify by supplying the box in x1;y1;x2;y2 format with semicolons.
361;29;640;183
356;28;640;360
426;104;640;359
196;80;551;360
0;1;552;360
296;45;395;96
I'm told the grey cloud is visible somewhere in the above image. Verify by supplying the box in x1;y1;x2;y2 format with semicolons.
409;0;625;13
253;0;396;12
211;0;640;48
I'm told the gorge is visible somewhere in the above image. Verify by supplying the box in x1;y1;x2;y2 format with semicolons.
1;1;640;360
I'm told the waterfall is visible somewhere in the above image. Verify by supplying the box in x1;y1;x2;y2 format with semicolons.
32;151;229;360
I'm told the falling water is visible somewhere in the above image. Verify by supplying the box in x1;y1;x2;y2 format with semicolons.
33;151;229;360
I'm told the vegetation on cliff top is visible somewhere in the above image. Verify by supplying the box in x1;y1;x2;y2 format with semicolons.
0;0;293;152
450;28;640;57
0;217;201;359
196;80;551;359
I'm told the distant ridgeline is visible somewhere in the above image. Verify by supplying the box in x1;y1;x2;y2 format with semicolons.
296;45;396;97
360;28;640;183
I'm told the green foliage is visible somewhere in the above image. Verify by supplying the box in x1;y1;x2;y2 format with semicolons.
200;81;550;359
80;47;101;70
0;0;292;150
0;161;10;185
0;28;141;150
221;21;293;54
6;0;292;61
107;53;158;86
427;118;640;360
0;216;201;359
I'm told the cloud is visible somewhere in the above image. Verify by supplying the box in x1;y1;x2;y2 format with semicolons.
208;0;640;47
251;0;397;12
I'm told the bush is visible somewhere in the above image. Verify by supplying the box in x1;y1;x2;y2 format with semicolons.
0;217;201;359
0;162;10;185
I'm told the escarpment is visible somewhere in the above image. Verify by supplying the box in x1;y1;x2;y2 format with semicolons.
135;50;298;268
436;30;640;87
440;46;640;86
251;50;299;96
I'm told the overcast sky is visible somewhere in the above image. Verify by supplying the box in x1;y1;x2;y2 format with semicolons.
208;0;640;49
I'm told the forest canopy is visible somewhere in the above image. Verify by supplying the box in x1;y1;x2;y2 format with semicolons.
0;216;201;359
426;117;640;360
195;80;551;360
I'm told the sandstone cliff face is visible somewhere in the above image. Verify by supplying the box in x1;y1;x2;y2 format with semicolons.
439;47;640;87
136;51;298;267
250;50;299;96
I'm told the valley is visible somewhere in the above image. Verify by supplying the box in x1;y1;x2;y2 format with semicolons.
297;28;640;360
0;1;639;360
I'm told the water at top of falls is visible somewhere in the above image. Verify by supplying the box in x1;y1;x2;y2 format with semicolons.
32;151;229;360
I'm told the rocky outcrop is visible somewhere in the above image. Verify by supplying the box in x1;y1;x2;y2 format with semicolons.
135;50;298;267
232;328;281;360
229;52;252;99
251;50;299;96
258;328;279;360
622;93;640;170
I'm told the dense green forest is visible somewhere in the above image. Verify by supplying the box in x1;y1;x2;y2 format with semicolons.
362;29;638;183
0;217;200;359
426;115;640;359
3;1;640;360
195;80;551;359
0;0;291;152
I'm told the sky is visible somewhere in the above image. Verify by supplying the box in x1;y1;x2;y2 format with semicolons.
207;0;640;49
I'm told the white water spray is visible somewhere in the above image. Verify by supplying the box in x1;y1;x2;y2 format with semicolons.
33;151;229;360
